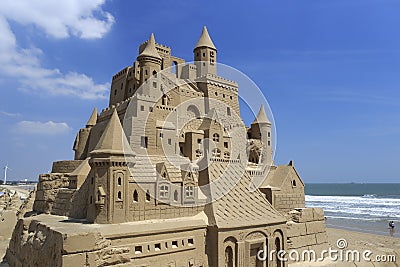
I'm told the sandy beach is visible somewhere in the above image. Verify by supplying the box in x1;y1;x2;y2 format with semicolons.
290;228;400;266
326;228;399;266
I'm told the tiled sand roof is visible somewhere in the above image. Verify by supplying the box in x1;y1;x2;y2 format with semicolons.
261;164;304;189
205;161;286;228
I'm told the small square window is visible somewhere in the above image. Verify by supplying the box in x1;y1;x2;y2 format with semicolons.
172;241;178;248
140;105;144;111
155;243;161;251
160;133;163;138
197;139;202;144
134;246;142;254
224;142;228;149
168;138;172;145
153;82;157;88
188;238;194;246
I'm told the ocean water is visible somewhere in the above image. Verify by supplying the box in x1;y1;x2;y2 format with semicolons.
305;183;400;238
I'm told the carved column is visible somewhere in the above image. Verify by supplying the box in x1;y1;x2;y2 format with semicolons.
237;241;246;267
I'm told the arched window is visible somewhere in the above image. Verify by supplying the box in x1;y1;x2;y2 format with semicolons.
225;246;234;267
152;70;157;77
213;133;220;142
159;185;169;198
187;105;200;118
146;190;151;202
117;191;122;200
174;190;178;201
117;177;122;186
292;180;297;187
171;61;178;76
275;237;282;267
133;190;138;202
162;94;169;106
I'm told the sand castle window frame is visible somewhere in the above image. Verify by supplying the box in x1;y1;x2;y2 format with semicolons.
159;184;169;198
213;133;220;142
146;189;151;202
185;185;194;198
212;148;221;158
134;246;142;254
195;149;202;159
141;136;148;148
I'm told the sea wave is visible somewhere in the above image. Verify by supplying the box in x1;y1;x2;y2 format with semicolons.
306;195;400;220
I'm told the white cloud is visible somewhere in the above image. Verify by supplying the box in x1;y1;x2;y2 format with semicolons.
0;0;114;39
0;1;113;99
0;111;21;118
15;121;72;135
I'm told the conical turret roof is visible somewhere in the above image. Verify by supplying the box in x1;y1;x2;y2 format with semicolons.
194;26;216;50
138;33;161;59
86;107;98;128
252;104;271;124
91;110;130;156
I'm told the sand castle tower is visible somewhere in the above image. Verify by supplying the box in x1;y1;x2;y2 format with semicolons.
194;26;217;77
87;110;134;224
137;33;162;85
73;108;98;160
250;104;273;165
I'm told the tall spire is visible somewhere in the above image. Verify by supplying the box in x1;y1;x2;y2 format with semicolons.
194;26;216;50
252;104;271;125
138;33;161;59
86;107;98;128
91;110;130;156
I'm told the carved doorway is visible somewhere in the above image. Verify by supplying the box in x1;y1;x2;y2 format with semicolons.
249;246;263;267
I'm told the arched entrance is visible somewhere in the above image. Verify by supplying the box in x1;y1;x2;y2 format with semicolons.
225;246;234;267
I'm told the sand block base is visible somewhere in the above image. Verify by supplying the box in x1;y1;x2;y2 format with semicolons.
5;213;208;267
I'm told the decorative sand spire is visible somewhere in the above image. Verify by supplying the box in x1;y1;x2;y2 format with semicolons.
91;110;129;156
138;33;161;59
86;107;98;128
252;104;271;125
194;26;216;50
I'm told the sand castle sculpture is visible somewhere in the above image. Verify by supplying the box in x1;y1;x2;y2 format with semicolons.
5;27;328;267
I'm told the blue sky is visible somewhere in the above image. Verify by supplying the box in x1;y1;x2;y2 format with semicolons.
0;0;399;183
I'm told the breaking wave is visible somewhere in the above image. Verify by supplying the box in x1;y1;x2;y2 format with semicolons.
306;195;400;221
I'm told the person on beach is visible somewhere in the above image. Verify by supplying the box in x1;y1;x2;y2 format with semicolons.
389;221;395;229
